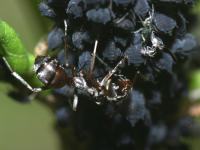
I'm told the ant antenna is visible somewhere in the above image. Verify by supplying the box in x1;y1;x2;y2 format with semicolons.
94;54;111;70
64;19;69;67
64;20;68;36
100;57;127;87
89;40;98;75
114;12;129;24
109;0;113;9
72;94;78;111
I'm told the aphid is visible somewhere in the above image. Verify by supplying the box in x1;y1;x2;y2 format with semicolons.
48;27;65;50
72;31;91;50
113;11;136;32
86;8;112;24
155;53;173;73
134;0;150;18
102;40;122;63
153;13;177;34
39;2;56;19
136;6;165;57
171;33;197;57
126;89;148;126
66;0;84;19
125;43;145;66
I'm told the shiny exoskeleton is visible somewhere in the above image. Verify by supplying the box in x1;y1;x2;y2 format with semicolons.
33;55;132;103
33;56;69;88
3;49;132;111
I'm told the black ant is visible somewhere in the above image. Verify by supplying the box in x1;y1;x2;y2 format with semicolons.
2;21;133;111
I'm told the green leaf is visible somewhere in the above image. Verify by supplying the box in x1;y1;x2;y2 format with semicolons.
0;20;42;86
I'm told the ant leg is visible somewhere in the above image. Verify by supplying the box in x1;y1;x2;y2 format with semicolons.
72;94;78;111
89;40;98;75
100;57;127;87
151;4;155;18
67;94;78;111
64;19;68;37
141;34;146;42
63;19;69;67
2;57;44;93
114;12;129;24
61;19;78;77
94;54;111;70
133;28;143;34
109;0;113;9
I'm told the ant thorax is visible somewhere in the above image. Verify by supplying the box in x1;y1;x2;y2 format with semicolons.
73;71;131;102
73;74;100;98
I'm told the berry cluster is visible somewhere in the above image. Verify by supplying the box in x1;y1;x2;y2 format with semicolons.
39;0;197;149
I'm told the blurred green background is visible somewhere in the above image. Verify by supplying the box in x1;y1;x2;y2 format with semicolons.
0;0;200;150
0;1;61;150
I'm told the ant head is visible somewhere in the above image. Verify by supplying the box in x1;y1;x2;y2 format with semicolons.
34;56;52;72
34;56;68;88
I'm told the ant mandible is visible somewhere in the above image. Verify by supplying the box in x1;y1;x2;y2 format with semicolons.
2;20;133;111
